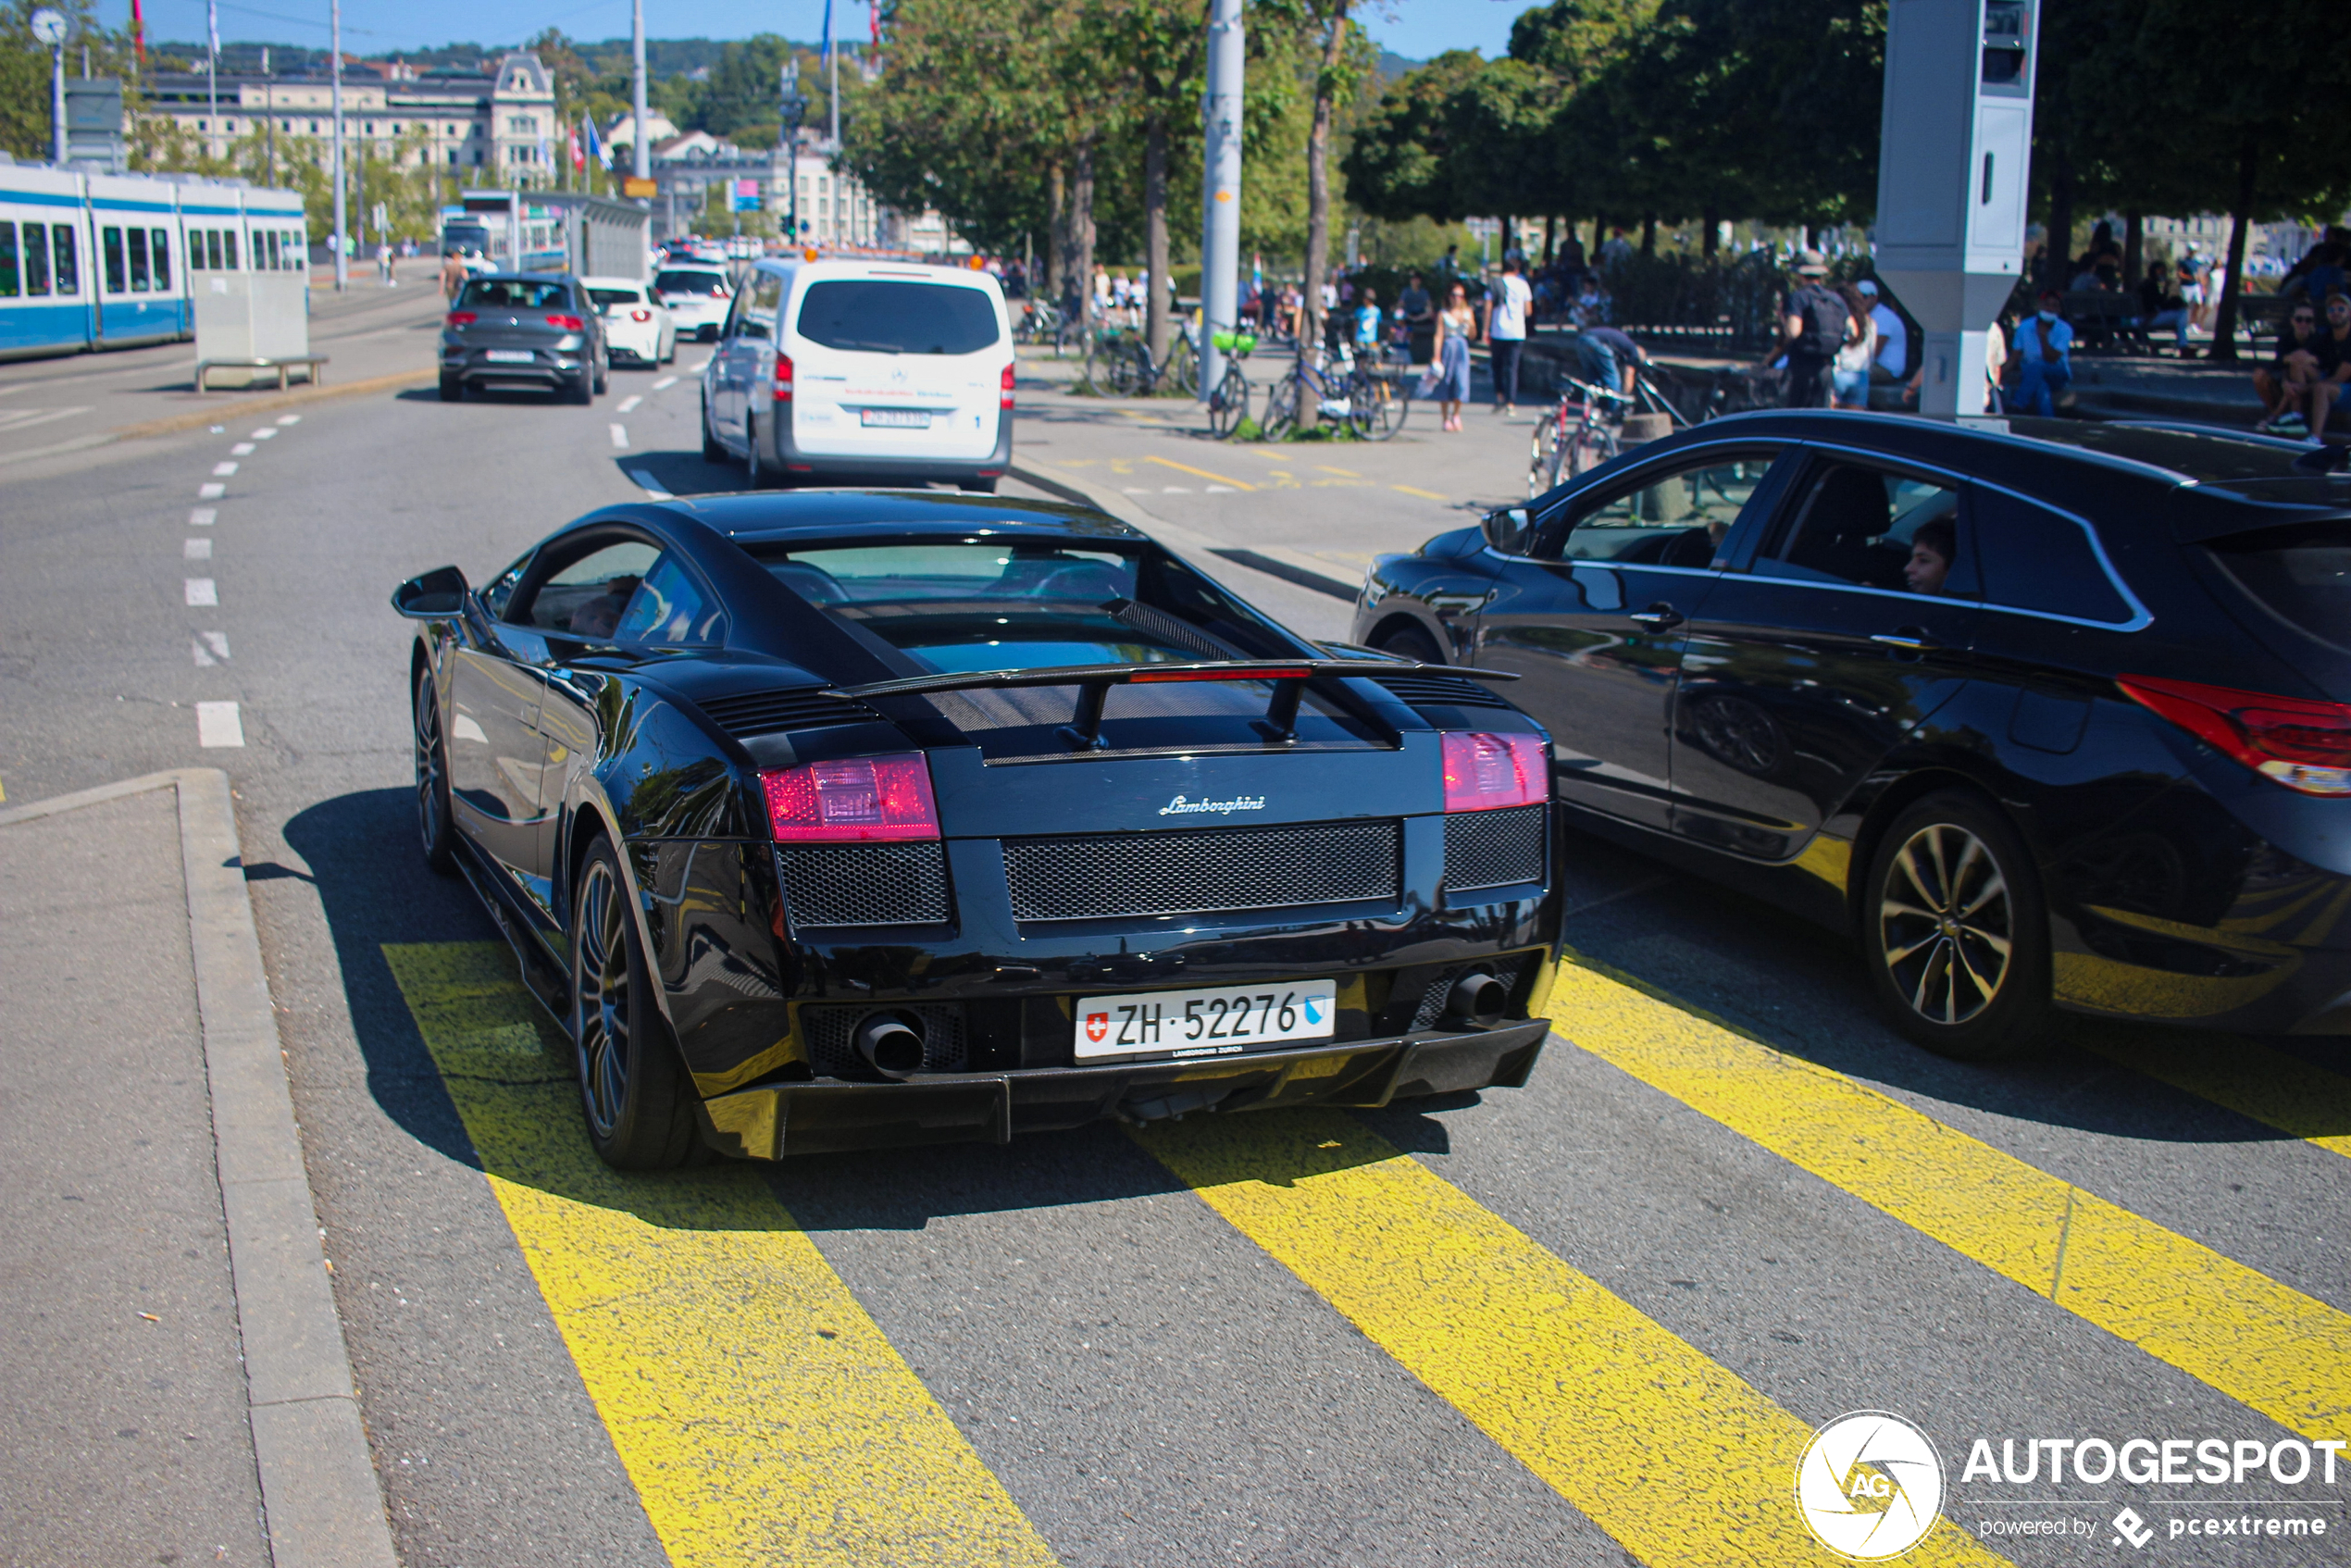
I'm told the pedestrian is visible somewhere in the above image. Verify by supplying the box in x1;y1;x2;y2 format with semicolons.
1856;279;1908;384
2014;290;2074;417
440;246;467;303
2136;261;2190;355
1483;255;1533;416
1832;281;1877;409
378;240;395;287
2256;299;2331;436
1984;315;2009;412
2315;292;2351;439
1424;280;1475;432
1352;287;1382;358
1777;249;1847;409
1397;272;1433;365
1573;324;1648;401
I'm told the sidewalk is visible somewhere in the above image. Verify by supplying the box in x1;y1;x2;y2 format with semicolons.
0;772;395;1568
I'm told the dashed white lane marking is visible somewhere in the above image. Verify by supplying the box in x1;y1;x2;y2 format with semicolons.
276;414;300;425
1162;485;1191;492
185;538;213;560
617;394;644;414
610;424;629;449
230;442;255;455
1124;487;1152;494
198;482;226;500
627;469;673;500
652;376;678;391
190;507;217;526
212;461;238;476
192;631;230;666
686;358;711;374
1207;484;1238;493
195;701;244;748
185;579;218;606
251;428;277;440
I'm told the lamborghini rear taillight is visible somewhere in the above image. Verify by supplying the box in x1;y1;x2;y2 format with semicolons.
2118;675;2351;796
1441;732;1548;811
761;753;940;841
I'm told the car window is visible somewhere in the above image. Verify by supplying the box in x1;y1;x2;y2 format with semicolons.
614;554;726;647
482;550;534;619
2204;519;2350;652
654;268;728;297
1544;450;1782;567
587;286;643;310
1757;462;1970;595
525;541;661;638
740;272;783;337
456;278;572;311
1972;488;2134;623
793;280;1001;355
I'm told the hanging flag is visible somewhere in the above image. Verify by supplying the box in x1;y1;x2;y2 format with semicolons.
869;0;880;45
568;125;585;173
585;116;608;169
206;0;219;63
821;0;833;71
131;0;146;64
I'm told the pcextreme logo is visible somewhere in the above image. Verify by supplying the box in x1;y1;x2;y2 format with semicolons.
1794;1411;1947;1561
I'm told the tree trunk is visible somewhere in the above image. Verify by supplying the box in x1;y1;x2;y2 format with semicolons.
1299;1;1350;428
1702;206;1719;260
1543;215;1556;265
1640;214;1657;255
1143;114;1171;374
1064;142;1097;330
2208;138;2258;364
2122;211;2143;293
1045;159;1065;305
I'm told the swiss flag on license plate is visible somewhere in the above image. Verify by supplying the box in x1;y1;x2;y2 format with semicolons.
1085;1012;1110;1043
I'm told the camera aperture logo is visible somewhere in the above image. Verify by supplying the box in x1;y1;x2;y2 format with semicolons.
1795;1411;1947;1560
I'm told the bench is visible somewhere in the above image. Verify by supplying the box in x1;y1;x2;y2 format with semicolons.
194;355;329;392
2059;290;2170;355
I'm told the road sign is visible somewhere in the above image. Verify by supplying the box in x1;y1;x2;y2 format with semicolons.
622;176;656;199
729;178;762;213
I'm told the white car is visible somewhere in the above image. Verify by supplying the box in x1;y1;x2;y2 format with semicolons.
581;276;676;367
700;256;1014;491
653;264;733;342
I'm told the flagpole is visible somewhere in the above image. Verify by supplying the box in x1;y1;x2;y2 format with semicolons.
823;0;837;146
330;0;345;292
205;0;218;162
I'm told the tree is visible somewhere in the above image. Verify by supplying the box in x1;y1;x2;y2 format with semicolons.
1076;0;1204;366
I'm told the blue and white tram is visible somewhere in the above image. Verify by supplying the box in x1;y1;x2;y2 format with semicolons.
0;164;312;362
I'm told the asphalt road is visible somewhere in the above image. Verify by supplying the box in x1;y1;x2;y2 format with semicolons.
2;340;2347;1568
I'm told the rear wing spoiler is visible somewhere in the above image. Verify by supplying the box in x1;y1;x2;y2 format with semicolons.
825;659;1518;750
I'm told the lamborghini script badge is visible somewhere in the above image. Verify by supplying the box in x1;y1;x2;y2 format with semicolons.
1157;793;1267;817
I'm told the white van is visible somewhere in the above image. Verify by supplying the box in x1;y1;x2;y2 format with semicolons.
699;257;1014;492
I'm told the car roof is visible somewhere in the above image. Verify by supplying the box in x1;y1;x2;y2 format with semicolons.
1682;408;2318;488
465;270;578;284
746;256;1001;291
635;489;1142;546
578;275;650;289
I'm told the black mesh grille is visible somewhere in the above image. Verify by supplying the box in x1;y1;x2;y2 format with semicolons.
777;843;951;927
696;688;878;739
1367;671;1517;711
1412;954;1533;1029
1003;819;1401;923
1445;805;1547;892
800;1002;967;1076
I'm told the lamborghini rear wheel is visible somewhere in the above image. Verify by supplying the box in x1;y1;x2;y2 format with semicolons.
571;837;696;1169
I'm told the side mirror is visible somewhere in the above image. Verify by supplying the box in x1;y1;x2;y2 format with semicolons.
1483;507;1533;554
392;565;470;619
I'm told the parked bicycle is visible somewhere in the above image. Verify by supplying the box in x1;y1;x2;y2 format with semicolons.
1261;343;1407;442
1525;369;1687;497
1079;323;1200;398
1205;328;1257;439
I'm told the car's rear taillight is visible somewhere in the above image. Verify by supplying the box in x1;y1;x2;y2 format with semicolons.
1442;732;1548;811
761;753;939;841
2118;675;2351;796
545;313;585;330
445;310;476;327
1000;362;1015;410
775;352;794;401
629;307;652;322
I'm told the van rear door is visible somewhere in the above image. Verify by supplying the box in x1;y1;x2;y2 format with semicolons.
785;273;1006;460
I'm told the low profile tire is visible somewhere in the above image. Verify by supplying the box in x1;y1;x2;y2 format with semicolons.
593;359;609;396
701;396;727;464
1860;789;2057;1061
571;837;696;1170
1373;622;1446;666
566;369;593;405
413;675;458;875
744;417;773;488
438;374;464;402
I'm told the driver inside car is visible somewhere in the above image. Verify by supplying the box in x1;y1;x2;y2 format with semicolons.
568;576;641;639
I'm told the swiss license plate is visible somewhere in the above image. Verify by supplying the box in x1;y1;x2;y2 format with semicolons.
483;349;535;364
860;407;930;429
1074;980;1338;1062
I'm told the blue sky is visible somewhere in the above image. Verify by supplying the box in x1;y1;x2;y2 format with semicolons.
115;0;1524;63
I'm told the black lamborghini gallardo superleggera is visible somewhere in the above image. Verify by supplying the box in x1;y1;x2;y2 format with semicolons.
394;492;1563;1168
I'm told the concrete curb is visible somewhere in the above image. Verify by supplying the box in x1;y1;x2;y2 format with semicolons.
0;367;439;468
0;770;399;1568
1011;457;1362;601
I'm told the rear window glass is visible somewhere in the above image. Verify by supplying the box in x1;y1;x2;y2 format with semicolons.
587;286;643;309
654;269;728;296
457;278;572;310
1972;489;2136;624
794;280;1001;355
2206;520;2351;651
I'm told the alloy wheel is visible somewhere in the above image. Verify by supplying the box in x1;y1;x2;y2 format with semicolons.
573;859;632;1139
414;680;447;855
1877;822;2014;1026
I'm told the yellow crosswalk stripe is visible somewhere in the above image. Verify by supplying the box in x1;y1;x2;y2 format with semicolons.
1547;955;2351;1439
383;942;1058;1568
2082;1029;2351;1162
1135;1111;2007;1568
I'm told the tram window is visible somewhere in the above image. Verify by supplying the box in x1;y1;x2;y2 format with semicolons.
224;231;238;269
0;222;17;297
202;230;219;269
25;223;49;295
127;227;150;291
150;230;170;291
265;231;279;268
102;226;124;292
53;225;78;293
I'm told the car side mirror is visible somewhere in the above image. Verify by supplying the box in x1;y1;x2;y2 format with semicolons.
392;565;470;618
1484;507;1533;554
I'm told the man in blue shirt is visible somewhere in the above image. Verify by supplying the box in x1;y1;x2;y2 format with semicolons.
2014;290;2074;417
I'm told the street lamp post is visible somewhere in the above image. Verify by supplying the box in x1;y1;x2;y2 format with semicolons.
330;0;347;292
780;59;804;247
31;8;67;167
631;0;649;186
1197;0;1244;399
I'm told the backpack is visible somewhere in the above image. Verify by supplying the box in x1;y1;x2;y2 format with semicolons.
1793;284;1849;359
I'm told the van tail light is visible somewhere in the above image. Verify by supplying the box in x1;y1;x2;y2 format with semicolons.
545;313;585;330
629;307;652;322
1000;362;1016;410
445;310;476;327
2118;675;2351;797
761;754;940;841
775;352;794;401
1441;732;1548;811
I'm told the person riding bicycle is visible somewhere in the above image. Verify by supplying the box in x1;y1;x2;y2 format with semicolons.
1571;325;1648;403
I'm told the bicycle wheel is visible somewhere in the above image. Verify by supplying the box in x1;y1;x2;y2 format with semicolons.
1260;373;1300;439
1207;367;1250;439
1108;342;1146;397
1529;417;1561;498
1350;372;1405;442
1567;421;1619;478
1164;338;1200;397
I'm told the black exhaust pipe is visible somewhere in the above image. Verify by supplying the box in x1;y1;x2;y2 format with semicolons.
1444;971;1509;1029
853;1011;927;1077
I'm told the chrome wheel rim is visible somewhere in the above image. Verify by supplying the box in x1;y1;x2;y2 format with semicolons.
413;682;446;853
574;860;631;1138
1879;822;2013;1026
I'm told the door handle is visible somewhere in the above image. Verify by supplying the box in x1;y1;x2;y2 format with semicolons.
1628;604;1684;631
